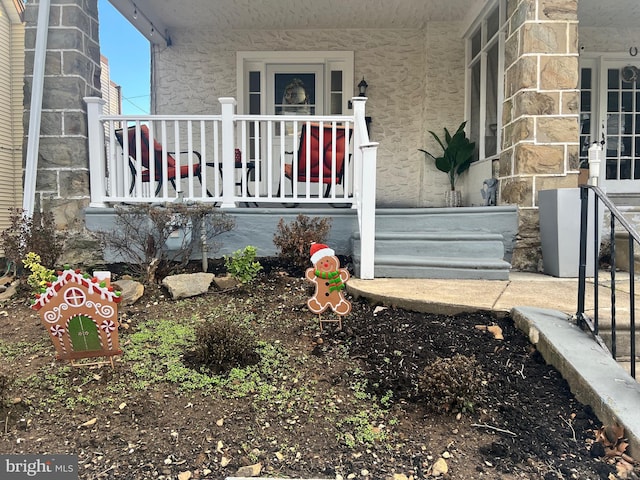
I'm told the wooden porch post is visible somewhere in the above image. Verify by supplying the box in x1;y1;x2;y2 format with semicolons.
85;97;107;208
219;97;237;208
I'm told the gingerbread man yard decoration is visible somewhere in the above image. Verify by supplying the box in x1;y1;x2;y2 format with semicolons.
305;243;351;330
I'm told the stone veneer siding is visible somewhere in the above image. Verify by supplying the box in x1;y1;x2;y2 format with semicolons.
500;0;579;270
151;25;466;207
23;0;101;264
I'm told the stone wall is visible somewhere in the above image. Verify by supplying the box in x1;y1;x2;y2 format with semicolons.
23;0;102;266
501;0;579;270
151;25;465;207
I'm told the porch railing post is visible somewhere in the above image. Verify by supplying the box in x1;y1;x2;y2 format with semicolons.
359;143;378;280
219;97;237;208
351;97;367;204
84;97;107;207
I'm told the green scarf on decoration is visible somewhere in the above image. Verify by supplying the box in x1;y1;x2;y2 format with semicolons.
314;270;345;292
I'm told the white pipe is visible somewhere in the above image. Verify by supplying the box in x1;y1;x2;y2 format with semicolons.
22;0;51;216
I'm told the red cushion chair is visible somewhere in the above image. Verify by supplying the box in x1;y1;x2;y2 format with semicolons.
116;125;204;196
283;122;352;198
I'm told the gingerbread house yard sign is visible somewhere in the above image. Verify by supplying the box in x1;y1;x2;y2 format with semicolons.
32;268;123;362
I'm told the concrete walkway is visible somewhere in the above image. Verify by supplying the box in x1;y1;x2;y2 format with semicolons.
347;272;640;458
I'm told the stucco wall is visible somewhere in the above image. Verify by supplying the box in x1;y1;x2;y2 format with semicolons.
151;24;465;207
579;27;640;52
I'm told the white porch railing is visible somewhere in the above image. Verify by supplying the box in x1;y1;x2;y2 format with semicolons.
84;96;378;278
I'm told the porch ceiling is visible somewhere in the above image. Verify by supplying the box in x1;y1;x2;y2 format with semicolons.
109;0;640;46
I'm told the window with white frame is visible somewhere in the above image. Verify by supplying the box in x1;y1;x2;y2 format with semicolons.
465;1;505;162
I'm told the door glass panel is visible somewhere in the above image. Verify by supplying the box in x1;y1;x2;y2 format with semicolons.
275;74;316;115
330;70;343;114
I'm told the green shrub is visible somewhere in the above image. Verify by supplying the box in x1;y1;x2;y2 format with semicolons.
189;318;259;374
417;354;486;414
23;252;56;295
224;246;263;284
273;214;331;273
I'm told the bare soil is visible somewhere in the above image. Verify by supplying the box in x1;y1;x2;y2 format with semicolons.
0;260;636;479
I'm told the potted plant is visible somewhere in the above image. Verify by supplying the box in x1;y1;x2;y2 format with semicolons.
419;121;476;207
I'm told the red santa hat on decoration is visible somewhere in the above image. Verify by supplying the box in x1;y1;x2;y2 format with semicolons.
310;242;335;265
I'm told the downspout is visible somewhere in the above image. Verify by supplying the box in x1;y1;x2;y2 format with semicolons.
22;0;51;216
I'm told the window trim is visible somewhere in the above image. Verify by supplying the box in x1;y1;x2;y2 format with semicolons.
464;0;506;162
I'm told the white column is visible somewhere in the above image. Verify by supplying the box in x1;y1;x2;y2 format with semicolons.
359;142;378;280
85;97;107;207
219;97;237;208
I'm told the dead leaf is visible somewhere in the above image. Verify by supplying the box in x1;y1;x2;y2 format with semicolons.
216;440;224;453
616;459;635;479
80;417;97;428
220;456;231;467
475;324;504;340
216;418;224;426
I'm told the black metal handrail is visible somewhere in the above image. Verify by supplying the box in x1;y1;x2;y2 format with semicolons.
576;185;639;378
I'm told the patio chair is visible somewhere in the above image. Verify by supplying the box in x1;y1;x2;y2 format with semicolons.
280;122;352;199
115;125;206;196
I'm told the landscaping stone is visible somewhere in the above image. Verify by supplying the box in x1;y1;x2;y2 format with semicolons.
162;273;214;300
112;279;144;305
213;274;240;291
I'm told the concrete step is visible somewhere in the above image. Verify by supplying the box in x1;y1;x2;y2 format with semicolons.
616;360;640;380
599;329;640;359
352;231;506;259
351;230;511;280
356;254;511;279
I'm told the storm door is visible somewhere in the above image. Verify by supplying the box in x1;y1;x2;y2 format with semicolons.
582;59;640;193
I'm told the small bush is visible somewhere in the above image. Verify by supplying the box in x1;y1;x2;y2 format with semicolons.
0;208;63;271
23;252;56;295
100;204;235;283
417;354;486;414
224;246;263;284
189;318;259;374
273;214;331;273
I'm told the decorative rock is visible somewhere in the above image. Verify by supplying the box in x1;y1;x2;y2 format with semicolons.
390;474;408;480
212;274;240;291
162;273;214;300
431;457;448;476
112;279;144;305
234;462;262;477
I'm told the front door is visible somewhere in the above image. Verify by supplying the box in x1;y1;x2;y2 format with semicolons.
601;60;640;192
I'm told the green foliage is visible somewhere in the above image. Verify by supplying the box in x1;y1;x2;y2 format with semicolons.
23;252;56;295
189;316;259;374
417;353;486;414
0;208;63;272
273;214;332;272
100;203;235;283
419;121;476;190
224;246;263;284
124;318;220;391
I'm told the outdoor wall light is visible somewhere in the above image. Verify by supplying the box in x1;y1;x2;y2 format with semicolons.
358;77;368;97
